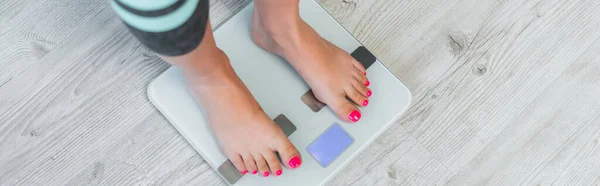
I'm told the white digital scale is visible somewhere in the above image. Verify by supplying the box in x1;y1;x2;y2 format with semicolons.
147;0;412;185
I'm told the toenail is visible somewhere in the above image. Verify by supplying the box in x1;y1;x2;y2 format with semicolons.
263;171;270;177
252;170;258;174
276;170;282;176
362;100;369;106
288;156;302;169
348;110;361;122
367;90;372;97
241;170;248;175
365;80;370;86
364;72;366;76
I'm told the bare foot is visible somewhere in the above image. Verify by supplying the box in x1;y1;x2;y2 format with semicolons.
182;49;302;177
251;10;371;122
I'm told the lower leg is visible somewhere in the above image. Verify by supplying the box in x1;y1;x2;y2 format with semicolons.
253;0;371;122
159;22;229;82
113;0;302;177
161;21;302;177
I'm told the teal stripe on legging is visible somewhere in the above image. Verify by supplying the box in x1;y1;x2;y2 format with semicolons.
110;0;198;32
118;0;178;11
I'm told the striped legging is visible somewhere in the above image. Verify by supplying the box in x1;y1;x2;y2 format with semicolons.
110;0;210;56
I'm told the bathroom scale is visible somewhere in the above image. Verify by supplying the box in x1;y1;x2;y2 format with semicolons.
147;0;411;185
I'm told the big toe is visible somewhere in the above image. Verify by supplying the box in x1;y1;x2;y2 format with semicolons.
272;136;302;170
330;97;362;123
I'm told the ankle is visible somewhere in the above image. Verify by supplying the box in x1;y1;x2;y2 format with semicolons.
181;50;235;84
254;10;304;45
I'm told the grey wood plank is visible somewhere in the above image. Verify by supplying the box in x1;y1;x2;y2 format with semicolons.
326;122;453;186
319;0;600;185
446;39;600;185
0;0;235;185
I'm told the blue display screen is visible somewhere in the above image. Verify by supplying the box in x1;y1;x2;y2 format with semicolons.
306;123;354;167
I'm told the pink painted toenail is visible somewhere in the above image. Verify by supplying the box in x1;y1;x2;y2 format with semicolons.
288;156;302;169
348;110;361;122
367;90;372;97
241;170;248;175
276;170;282;176
252;170;258;174
364;72;366;76
365;80;370;86
362;100;369;106
263;171;270;177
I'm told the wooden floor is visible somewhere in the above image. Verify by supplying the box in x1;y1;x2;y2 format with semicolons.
2;0;600;185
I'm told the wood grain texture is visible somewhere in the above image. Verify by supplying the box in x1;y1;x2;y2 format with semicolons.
1;0;600;185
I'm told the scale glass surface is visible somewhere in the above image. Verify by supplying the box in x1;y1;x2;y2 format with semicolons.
147;0;412;185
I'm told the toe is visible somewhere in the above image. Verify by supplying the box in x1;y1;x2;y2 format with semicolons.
254;154;270;177
242;154;258;175
345;86;369;107
353;70;369;88
262;151;283;176
356;70;368;81
272;136;302;170
330;97;362;122
352;78;371;98
352;59;366;74
229;154;247;174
